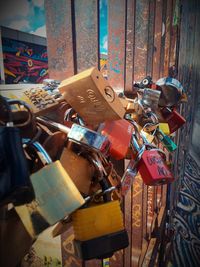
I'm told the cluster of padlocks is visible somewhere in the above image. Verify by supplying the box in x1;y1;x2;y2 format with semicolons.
0;67;186;260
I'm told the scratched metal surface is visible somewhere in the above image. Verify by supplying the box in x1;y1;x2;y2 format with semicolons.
125;0;135;94
45;0;74;81
131;174;143;267
146;0;156;78
108;0;126;92
74;0;99;73
152;0;163;80
133;0;149;82
163;0;173;76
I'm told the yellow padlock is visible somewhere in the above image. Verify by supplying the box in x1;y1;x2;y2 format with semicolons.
159;123;170;135
59;67;125;125
72;200;124;241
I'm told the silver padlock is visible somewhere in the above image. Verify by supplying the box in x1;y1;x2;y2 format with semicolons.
37;117;110;155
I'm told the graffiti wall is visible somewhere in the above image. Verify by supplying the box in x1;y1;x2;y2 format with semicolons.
2;37;48;84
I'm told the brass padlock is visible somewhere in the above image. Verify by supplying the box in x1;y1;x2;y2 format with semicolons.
15;142;85;237
59;67;125;125
60;147;95;195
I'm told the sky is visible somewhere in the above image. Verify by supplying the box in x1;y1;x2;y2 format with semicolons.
0;0;108;54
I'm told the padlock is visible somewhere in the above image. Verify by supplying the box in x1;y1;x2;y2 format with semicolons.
0;95;35;206
60;147;95;195
159;123;170;135
15;141;85;237
156;129;177;152
156;77;184;107
160;107;186;133
59;67;125;125
37;117;110;155
141;88;161;111
99;119;134;160
131;134;174;185
72;182;128;260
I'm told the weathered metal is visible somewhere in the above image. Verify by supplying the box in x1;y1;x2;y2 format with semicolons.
45;0;74;81
108;0;126;92
74;0;99;73
44;0;181;265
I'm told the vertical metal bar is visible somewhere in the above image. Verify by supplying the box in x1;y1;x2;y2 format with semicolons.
125;0;135;95
146;0;156;78
109;160;124;267
108;0;126;92
169;0;180;76
131;174;143;267
0;28;5;83
159;0;168;77
147;186;154;240
133;0;149;82
152;0;163;80
45;0;74;80
163;0;173;76
138;184;148;266
61;227;82;267
74;0;99;73
124;185;132;267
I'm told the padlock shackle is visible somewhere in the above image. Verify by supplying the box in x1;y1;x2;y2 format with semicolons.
0;95;13;124
23;139;52;164
37;116;70;135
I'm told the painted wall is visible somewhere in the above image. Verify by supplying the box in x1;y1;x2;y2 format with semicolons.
2;37;48;84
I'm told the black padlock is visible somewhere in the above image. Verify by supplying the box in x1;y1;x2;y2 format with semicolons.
0;96;35;206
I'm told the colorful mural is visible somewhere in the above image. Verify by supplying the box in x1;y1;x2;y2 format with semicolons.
2;37;48;84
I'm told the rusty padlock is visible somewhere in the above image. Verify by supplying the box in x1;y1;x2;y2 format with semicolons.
160;107;186;133
15;141;85;237
59;67;125;125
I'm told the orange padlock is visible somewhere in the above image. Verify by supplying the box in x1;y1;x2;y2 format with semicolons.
99;119;134;160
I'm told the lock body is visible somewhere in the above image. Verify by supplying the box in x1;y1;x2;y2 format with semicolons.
72;200;129;260
59;67;125;125
156;77;183;107
157;130;177;152
30;160;85;224
60;148;94;194
142;88;161;110
100;119;134;160
72;201;124;241
68;124;110;154
16;160;85;237
74;230;129;260
159;123;170;135
161;108;186;133
138;150;174;185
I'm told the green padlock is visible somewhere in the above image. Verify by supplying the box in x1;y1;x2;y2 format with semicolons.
156;129;177;152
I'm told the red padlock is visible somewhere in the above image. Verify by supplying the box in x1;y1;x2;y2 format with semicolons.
131;136;174;185
160;107;186;133
99;119;134;160
138;149;174;185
